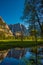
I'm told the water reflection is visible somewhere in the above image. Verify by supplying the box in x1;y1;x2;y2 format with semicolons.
0;47;43;65
0;57;26;65
25;52;32;59
7;48;25;59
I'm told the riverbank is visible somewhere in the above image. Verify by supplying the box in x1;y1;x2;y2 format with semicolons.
0;40;43;49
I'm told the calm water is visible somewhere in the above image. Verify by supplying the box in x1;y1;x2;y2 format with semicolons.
0;47;43;65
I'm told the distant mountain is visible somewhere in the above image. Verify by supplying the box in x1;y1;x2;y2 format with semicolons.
0;17;13;39
9;23;27;36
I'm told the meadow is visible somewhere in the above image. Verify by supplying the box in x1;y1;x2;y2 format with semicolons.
0;39;43;50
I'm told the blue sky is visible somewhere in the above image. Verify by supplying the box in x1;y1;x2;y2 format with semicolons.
0;0;28;27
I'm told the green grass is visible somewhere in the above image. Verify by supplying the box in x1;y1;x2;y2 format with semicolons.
0;40;43;50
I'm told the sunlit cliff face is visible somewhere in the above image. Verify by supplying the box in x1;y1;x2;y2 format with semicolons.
0;16;13;37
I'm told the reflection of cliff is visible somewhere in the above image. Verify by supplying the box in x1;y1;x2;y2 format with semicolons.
0;50;9;62
7;48;26;59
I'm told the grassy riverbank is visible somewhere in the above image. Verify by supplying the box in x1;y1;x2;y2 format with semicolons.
0;40;43;50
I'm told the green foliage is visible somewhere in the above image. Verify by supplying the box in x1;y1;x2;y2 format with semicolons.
22;0;43;39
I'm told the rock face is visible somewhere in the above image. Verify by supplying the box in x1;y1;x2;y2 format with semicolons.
9;23;27;36
0;17;13;38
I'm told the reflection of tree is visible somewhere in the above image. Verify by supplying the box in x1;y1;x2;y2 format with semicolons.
21;53;41;65
21;57;36;65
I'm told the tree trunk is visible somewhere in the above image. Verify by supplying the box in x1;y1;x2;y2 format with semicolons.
35;10;43;38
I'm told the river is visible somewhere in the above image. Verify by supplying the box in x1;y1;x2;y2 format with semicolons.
0;47;43;65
